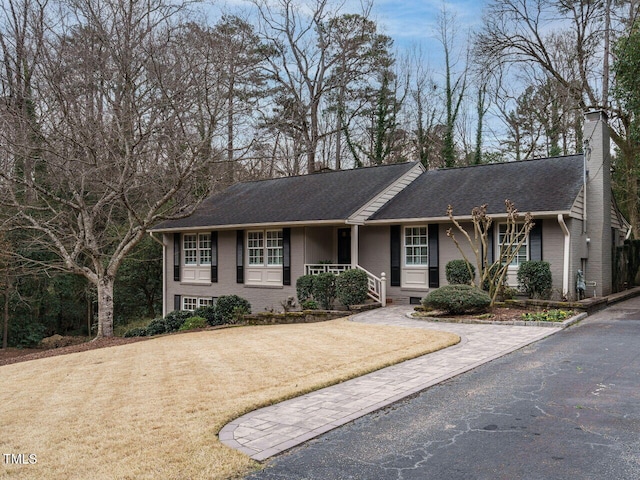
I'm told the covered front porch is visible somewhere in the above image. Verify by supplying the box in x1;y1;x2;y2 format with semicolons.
303;224;386;306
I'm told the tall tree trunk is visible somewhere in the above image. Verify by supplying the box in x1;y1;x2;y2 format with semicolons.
96;276;115;338
2;290;9;349
226;77;235;185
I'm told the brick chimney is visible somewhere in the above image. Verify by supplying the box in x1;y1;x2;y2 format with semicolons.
583;110;612;296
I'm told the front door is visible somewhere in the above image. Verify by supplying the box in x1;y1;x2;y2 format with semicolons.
337;228;351;265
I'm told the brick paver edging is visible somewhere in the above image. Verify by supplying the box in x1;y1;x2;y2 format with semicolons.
219;307;569;461
408;311;588;328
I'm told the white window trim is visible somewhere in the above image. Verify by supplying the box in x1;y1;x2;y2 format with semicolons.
403;226;429;268
183;233;211;267
247;229;283;267
182;296;213;311
497;223;529;267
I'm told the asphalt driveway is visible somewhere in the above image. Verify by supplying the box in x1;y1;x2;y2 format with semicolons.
246;298;640;479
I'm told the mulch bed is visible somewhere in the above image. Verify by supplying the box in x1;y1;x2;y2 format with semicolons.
413;306;533;323
0;337;147;367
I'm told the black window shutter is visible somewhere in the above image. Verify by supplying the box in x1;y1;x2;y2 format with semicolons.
428;224;439;288
174;294;181;311
236;230;244;284
390;225;401;287
173;233;181;281
283;228;291;286
211;231;218;283
529;221;543;261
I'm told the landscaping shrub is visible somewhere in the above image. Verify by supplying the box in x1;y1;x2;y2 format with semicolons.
517;261;553;299
522;309;573;322
421;284;491;315
296;275;315;303
163;310;191;332
312;272;336;310
145;317;169;336
301;299;319;310
123;327;148;337
193;305;217;325
336;269;369;306
179;316;207;331
216;295;251;324
445;259;475;285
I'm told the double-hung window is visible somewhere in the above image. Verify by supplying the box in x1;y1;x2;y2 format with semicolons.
404;227;428;266
183;296;213;311
498;223;528;266
183;233;211;266
248;230;283;266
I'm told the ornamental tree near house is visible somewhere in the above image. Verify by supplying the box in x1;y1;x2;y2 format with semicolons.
446;200;534;305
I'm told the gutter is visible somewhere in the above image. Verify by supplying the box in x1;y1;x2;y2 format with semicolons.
557;214;571;299
149;231;168;318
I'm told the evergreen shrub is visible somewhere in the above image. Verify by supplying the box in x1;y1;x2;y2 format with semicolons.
163;310;191;332
296;275;315;303
422;285;491;315
336;269;369;306
312;272;336;310
445;259;475;285
517;261;553;299
216;295;251;324
123;327;148;337
179;316;207;331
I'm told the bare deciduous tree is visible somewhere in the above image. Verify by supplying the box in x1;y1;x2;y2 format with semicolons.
446;200;534;305
0;0;223;338
476;0;640;235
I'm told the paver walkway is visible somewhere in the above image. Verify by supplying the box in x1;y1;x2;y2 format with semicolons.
219;306;566;461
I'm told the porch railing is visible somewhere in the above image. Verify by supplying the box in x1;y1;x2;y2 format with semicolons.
304;263;352;275
304;264;386;306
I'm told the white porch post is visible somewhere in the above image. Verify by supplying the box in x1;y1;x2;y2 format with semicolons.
380;272;386;307
351;224;359;268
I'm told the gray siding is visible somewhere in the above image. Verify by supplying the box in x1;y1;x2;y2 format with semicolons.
304;226;335;264
165;228;304;314
539;219;566;298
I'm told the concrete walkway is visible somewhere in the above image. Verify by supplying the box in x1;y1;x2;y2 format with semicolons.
219;306;565;461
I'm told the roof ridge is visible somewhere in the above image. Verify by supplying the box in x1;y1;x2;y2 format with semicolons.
229;161;418;186
431;154;584;173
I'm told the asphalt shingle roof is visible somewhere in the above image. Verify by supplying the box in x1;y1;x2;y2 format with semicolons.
371;155;584;220
152;162;418;230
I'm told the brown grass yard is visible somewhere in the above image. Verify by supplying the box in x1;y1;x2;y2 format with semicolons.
0;318;458;480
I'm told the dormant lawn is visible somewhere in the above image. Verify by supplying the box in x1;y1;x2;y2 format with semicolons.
0;318;458;480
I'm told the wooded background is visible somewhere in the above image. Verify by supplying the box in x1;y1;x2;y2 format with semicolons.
1;0;638;344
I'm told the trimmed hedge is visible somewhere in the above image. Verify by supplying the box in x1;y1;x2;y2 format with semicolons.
296;275;315;304
517;260;552;299
422;285;491;315
312;272;336;310
336;269;369;307
446;259;475;285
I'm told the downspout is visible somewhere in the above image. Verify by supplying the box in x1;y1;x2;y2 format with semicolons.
557;214;570;299
583;140;590;234
149;231;167;318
